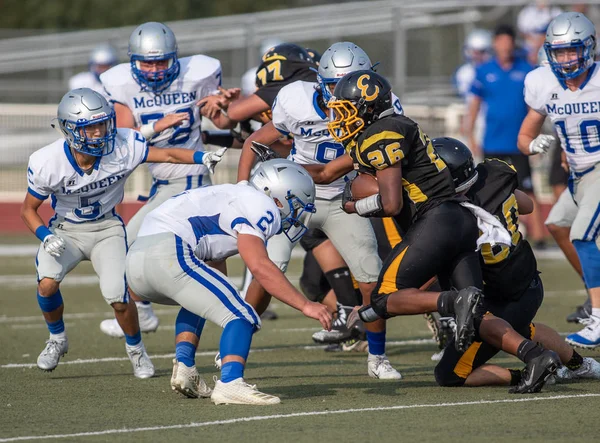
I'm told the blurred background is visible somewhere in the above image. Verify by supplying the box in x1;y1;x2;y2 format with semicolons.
1;0;598;217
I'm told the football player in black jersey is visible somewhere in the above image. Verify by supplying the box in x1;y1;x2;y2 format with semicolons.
304;70;485;352
433;137;599;391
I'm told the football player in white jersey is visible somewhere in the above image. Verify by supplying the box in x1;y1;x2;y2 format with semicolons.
237;42;404;380
68;43;118;98
21;88;227;377
126;159;331;404
518;12;600;348
99;22;234;338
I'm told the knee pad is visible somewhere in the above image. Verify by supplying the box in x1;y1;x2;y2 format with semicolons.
371;292;391;319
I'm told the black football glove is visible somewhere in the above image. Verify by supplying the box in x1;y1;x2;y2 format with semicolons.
251;141;279;162
341;179;355;209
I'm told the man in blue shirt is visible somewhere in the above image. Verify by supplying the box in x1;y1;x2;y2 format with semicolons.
467;24;546;248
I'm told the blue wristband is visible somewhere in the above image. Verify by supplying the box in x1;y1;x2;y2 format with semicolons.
35;225;52;242
193;151;205;164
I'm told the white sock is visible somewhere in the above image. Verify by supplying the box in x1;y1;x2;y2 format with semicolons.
591;308;600;319
50;332;66;342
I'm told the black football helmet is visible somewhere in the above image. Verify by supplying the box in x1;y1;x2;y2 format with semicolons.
431;137;478;193
261;43;313;64
327;70;393;143
305;48;322;65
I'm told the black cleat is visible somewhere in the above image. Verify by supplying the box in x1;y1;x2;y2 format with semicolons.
312;304;356;344
566;297;591;323
453;287;484;352
509;350;561;394
424;313;454;350
260;309;278;321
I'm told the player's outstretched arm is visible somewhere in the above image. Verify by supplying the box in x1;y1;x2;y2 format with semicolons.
226;94;270;123
238;122;283;182
466;95;483;159
518;108;550;156
146;147;227;173
302;154;354;184
238;234;332;330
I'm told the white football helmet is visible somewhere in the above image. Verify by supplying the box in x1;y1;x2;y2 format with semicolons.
545;12;596;80
128;22;179;93
249;159;316;242
89;43;118;77
463;29;492;65
318;42;372;102
56;88;116;157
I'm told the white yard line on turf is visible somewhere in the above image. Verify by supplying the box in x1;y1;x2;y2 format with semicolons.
0;393;598;442
0;308;179;324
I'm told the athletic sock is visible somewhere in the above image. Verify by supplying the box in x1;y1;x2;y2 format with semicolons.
221;361;244;383
565;350;584;371
366;330;386;356
124;330;142;347
592;308;600;318
175;341;197;368
37;290;65;335
324;267;359;307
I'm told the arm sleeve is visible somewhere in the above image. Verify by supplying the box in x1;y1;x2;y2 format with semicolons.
130;130;150;166
523;71;547;115
26;159;52;200
271;95;291;136
230;216;266;241
255;83;281;108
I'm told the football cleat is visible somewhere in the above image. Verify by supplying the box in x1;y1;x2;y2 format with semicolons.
126;344;155;379
171;359;212;398
214;352;222;370
509;350;561;394
342;339;368;353
453;287;483;352
260;309;278;321
565;297;591;323
367;354;402;380
313;304;355;344
566;315;600;349
37;338;68;372
557;358;600;381
99;302;160;338
424;313;454;350
211;377;281;405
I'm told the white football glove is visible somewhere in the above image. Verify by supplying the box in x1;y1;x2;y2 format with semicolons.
528;134;555;155
202;147;228;174
43;234;66;258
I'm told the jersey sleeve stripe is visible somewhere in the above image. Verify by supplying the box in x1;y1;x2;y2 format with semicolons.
230;217;252;229
27;187;49;200
359;130;405;154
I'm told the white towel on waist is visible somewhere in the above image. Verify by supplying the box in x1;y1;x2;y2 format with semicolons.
460;202;512;251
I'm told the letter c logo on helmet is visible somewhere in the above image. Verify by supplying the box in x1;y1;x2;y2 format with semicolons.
357;74;379;101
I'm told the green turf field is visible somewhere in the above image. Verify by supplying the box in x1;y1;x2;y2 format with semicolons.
0;241;599;443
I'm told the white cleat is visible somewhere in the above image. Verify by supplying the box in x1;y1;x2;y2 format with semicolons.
126;344;155;379
572;357;600;379
214;352;222;370
367;354;402;380
100;303;160;338
211;377;281;405
170;359;212;398
37;339;68;372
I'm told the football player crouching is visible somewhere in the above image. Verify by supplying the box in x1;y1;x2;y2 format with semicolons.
125;159;332;405
21;88;227;378
432;138;600;392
